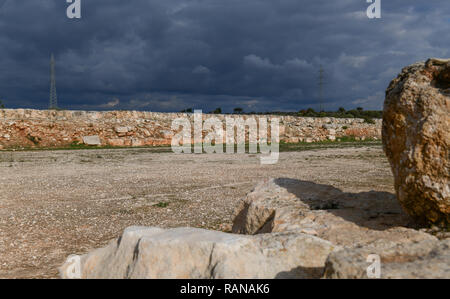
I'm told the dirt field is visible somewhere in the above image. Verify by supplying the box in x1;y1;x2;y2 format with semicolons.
0;144;394;278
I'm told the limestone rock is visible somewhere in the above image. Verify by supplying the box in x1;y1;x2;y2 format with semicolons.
0;108;381;149
82;135;101;146
107;138;124;146
232;178;436;247
60;226;335;279
323;239;450;279
383;58;450;225
114;126;129;133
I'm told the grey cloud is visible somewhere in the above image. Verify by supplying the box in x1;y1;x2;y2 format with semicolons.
0;0;449;112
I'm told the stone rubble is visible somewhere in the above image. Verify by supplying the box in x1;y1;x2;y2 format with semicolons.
0;109;381;149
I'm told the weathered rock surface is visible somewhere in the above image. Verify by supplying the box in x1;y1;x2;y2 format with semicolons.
231;178;450;278
383;58;450;226
60;177;449;279
232;178;436;247
60;226;335;279
323;239;450;279
82;135;101;146
0;109;381;149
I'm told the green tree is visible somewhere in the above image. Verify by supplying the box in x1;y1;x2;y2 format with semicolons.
305;108;317;116
212;107;222;114
233;107;243;114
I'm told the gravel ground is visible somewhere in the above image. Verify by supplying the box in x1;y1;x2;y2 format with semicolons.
0;145;394;278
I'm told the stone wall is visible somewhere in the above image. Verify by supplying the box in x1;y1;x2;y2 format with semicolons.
0;109;381;149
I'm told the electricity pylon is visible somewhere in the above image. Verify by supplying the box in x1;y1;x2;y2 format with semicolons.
318;65;326;112
49;53;58;109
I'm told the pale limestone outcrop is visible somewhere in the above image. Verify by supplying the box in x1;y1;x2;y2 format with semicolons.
231;178;435;247
231;178;449;278
0;109;381;149
60;178;449;279
82;135;101;145
323;238;450;279
383;58;450;225
60;226;335;279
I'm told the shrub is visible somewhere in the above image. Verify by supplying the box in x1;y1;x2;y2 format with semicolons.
363;117;376;124
233;107;244;114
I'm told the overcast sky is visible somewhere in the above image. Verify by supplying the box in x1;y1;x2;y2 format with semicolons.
0;0;448;112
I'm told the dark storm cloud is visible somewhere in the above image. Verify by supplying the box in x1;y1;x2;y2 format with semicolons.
0;0;449;112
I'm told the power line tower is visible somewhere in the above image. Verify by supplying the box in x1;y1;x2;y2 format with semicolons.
318;65;325;112
49;53;58;109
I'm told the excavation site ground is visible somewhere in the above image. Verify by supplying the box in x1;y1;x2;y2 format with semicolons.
0;142;394;278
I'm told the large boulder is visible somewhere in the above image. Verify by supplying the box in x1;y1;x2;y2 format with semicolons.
382;58;450;226
231;178;449;278
60;226;335;279
232;178;436;247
